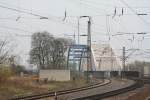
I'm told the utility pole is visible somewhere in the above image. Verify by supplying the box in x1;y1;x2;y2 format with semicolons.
122;46;126;78
78;18;80;44
79;16;92;83
73;31;76;44
87;17;92;83
121;47;139;78
110;48;113;77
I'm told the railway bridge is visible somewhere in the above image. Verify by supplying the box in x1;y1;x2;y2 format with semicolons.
67;43;122;72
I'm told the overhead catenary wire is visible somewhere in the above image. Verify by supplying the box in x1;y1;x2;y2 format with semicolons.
0;2;106;34
112;32;148;36
77;0;107;12
78;0;114;8
0;0;149;25
0;1;149;19
0;0;149;64
78;0;150;9
68;0;150;17
0;1;149;41
0;25;31;33
68;0;107;15
118;0;150;27
0;3;108;35
0;19;108;38
0;5;47;19
0;4;79;31
71;0;150;41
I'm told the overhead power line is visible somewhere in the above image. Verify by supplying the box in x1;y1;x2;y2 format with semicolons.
0;25;31;33
112;32;147;36
0;4;78;31
68;0;107;15
0;4;70;32
0;12;149;20
119;0;150;27
80;0;150;9
116;6;150;9
0;4;47;19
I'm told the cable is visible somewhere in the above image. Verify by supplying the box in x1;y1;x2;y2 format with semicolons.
112;32;148;36
68;0;107;15
0;25;31;33
0;1;32;12
118;0;150;27
1;0;149;46
131;51;150;57
0;4;78;31
80;0;115;8
78;0;106;12
0;5;47;18
73;0;150;17
116;6;150;9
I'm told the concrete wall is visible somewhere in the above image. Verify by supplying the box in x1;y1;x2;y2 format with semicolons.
39;70;70;81
143;66;150;77
84;71;139;78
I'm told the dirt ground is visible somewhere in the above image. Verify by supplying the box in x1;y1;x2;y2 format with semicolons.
103;84;150;100
126;84;150;100
0;76;87;100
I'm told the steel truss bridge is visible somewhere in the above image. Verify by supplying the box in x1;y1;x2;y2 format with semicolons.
67;44;122;72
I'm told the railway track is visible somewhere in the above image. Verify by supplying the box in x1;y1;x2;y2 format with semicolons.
10;79;111;100
74;78;144;100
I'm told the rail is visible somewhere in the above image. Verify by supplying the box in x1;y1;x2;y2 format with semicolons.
10;79;111;100
74;78;143;100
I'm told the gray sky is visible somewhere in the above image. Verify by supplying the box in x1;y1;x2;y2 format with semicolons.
0;0;150;66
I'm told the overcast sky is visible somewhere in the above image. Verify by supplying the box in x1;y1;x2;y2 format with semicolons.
0;0;150;66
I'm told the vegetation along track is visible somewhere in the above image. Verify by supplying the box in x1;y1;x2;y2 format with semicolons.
74;78;144;100
10;79;111;100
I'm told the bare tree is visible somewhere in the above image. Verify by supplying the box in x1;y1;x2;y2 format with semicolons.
127;61;150;71
0;39;11;64
30;31;54;69
29;32;73;70
52;38;70;69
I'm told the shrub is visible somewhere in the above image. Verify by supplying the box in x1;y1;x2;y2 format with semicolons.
12;65;25;75
0;65;13;83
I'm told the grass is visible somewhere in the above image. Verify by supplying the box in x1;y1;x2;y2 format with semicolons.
0;76;87;100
